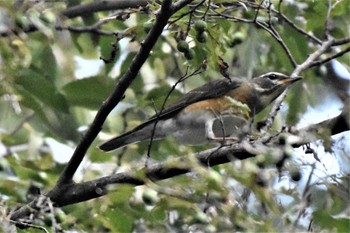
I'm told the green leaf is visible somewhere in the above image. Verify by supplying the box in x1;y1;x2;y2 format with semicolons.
72;33;99;58
30;43;58;82
100;36;120;74
145;84;182;110
102;207;133;232
286;82;306;125
62;76;115;109
305;1;327;33
313;210;350;232
15;84;79;141
15;69;69;113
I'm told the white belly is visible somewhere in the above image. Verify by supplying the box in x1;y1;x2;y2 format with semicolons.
160;110;249;145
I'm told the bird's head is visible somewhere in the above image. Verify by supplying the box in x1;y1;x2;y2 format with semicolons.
251;72;302;107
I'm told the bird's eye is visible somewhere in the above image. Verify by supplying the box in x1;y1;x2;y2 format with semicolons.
268;73;278;80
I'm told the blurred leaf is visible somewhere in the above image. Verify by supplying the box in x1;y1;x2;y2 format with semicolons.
286;82;307;125
29;42;58;82
15;69;69;113
7;156;49;185
149;204;167;223
145;84;182;108
313;210;350;232
62;76;114;109
282;26;309;64
102;207;133;232
100;36;120;74
120;52;137;76
72;33;99;58
305;1;327;34
15;83;79;141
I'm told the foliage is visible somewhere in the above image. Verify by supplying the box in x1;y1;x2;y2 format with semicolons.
0;0;349;232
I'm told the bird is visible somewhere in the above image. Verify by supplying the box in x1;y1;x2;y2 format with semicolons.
99;72;302;151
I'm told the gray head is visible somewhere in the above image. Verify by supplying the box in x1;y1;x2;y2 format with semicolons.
251;72;302;109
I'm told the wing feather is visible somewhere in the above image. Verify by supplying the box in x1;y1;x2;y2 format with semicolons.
134;77;243;130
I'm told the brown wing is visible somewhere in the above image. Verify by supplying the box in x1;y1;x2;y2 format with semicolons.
132;77;244;130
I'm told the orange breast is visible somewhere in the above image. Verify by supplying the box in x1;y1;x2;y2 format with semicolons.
182;97;231;114
182;82;253;117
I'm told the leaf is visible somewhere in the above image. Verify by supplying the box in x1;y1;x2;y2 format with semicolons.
286;82;307;125
30;42;58;82
15;84;79;141
313;210;350;232
71;33;99;58
145;84;182;109
100;36;120;74
15;69;69;113
102;207;133;232
62;76;115;109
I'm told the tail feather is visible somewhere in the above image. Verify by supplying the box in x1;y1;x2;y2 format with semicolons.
99;132;138;151
99;123;157;151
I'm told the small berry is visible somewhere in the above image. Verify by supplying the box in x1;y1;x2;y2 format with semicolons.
196;31;208;43
177;40;189;53
184;49;195;60
194;20;208;33
229;32;245;47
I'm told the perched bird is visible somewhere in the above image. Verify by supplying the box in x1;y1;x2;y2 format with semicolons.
99;72;302;151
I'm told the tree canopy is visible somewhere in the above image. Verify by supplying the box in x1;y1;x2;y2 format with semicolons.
0;0;349;232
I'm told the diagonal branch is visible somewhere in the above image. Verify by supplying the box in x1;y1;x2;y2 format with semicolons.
309;46;350;68
261;39;336;131
55;0;174;185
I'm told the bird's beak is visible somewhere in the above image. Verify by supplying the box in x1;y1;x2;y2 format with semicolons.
280;76;302;85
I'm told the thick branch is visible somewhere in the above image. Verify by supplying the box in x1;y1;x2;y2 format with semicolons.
10;144;254;220
10;107;349;221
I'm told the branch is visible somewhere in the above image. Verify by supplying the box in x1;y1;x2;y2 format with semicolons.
290;105;350;146
309;46;350;68
291;39;335;76
55;25;120;36
10;0;196;224
61;0;150;18
210;11;297;68
10;107;349;221
0;1;150;37
10;144;255;220
56;0;174;185
260;38;336;131
333;37;350;46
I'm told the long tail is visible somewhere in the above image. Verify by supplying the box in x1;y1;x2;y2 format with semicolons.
99;122;161;151
99;131;141;151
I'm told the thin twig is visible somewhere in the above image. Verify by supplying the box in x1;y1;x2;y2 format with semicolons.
146;65;205;159
9;220;49;233
309;46;350;68
273;9;322;45
324;0;333;40
292;39;335;76
169;0;206;25
211;11;298;68
332;37;350;46
264;2;298;67
293;164;315;227
61;0;150;18
55;25;120;36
